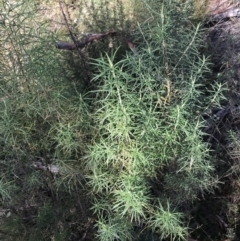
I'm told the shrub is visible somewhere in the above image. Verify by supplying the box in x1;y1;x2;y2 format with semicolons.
0;0;225;240
85;0;224;240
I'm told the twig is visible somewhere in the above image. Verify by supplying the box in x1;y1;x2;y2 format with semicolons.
56;31;137;53
58;0;91;81
56;31;117;50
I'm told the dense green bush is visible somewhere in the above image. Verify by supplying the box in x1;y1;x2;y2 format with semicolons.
0;0;225;240
0;1;91;240
85;1;225;240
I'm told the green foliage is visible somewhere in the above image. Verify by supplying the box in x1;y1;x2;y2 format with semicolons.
0;0;226;240
85;0;224;240
0;0;90;239
36;202;56;229
148;201;187;240
95;215;133;241
0;177;15;202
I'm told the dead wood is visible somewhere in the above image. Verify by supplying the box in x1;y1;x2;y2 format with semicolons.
207;7;240;23
55;31;117;50
55;30;136;52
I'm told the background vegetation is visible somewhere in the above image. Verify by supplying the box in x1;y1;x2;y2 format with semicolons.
0;0;239;240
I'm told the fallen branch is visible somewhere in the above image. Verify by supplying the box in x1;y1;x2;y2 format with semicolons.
58;0;91;80
56;31;117;50
55;31;136;52
207;7;240;23
32;161;85;181
32;161;59;174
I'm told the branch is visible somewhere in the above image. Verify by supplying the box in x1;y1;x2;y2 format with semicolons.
58;0;91;80
56;31;117;50
32;161;59;174
207;7;240;23
56;31;136;52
